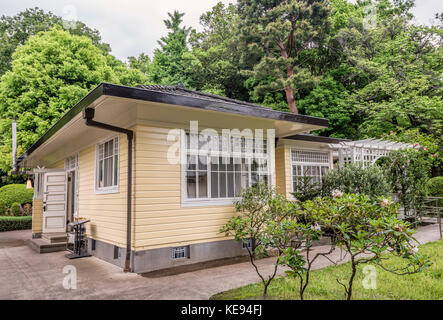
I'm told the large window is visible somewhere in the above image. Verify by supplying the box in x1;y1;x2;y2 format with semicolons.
183;133;270;204
96;137;119;193
291;149;331;192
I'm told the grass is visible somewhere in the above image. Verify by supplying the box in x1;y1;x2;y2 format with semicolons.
212;240;443;300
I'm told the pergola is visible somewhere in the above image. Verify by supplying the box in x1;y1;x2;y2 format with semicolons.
329;139;416;167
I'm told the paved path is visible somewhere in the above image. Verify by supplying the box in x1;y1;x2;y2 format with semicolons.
0;224;440;300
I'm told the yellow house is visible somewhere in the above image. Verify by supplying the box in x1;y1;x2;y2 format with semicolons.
17;83;343;273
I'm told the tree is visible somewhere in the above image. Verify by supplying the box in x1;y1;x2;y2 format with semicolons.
237;0;331;113
383;149;431;221
310;193;430;300
0;27;145;171
334;0;442;139
0;7;111;76
220;184;293;297
149;11;194;87
128;53;151;77
183;2;248;99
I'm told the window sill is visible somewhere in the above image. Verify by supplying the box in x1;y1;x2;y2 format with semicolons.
95;187;119;195
181;198;239;207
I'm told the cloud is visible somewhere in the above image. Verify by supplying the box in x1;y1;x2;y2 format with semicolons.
1;0;441;62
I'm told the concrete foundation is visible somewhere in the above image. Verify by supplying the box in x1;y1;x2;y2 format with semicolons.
87;238;248;274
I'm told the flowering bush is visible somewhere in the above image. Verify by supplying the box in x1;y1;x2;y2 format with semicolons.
303;193;431;300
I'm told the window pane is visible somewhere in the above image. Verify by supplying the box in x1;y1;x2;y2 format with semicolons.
219;157;227;171
198;156;207;171
198;171;207;198
99;160;104;188
114;154;118;185
234;172;242;196
227;171;234;197
211;156;218;172
187;155;196;170
220;172;227;198
251;172;258;187
227;158;234;171
211;172;219;198
186;171;196;198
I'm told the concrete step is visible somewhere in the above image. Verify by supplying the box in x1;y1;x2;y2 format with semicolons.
42;233;67;244
29;238;67;254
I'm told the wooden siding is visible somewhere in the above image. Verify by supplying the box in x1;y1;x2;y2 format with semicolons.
31;199;43;234
133;125;267;251
275;146;291;198
77;133;131;248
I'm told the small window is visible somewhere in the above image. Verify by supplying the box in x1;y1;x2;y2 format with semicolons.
172;246;189;259
91;239;96;251
96;137;119;193
113;245;121;259
242;238;252;249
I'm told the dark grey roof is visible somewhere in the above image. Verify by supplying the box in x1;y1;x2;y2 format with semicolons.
136;84;274;111
284;133;351;144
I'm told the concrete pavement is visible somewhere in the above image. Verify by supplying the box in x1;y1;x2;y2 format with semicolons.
0;223;440;300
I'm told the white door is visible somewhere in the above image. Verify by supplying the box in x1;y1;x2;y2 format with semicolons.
42;171;67;233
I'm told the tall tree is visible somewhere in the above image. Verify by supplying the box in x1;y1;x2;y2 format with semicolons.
149;11;194;86
0;27;146;171
128;53;151;77
0;7;111;76
237;0;331;113
183;2;248;98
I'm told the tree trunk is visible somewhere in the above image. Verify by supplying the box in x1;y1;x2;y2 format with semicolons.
347;260;357;300
284;87;298;114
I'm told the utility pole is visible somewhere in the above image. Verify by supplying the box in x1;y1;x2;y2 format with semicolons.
10;117;17;172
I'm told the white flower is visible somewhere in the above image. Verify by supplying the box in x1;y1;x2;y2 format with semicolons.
311;223;321;231
332;190;343;198
381;199;391;207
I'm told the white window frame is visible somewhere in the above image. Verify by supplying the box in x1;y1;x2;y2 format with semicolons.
290;148;332;194
95;136;119;194
181;132;272;207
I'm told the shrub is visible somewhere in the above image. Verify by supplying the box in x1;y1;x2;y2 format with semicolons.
0;216;32;232
220;183;295;297
321;163;391;198
383;149;430;218
304;193;431;300
10;202;21;216
427;176;443;207
0;184;33;210
0;200;7;215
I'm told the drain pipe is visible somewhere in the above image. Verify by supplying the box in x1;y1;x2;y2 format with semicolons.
82;108;133;272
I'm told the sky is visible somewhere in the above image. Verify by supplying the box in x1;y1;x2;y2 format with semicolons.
1;0;441;62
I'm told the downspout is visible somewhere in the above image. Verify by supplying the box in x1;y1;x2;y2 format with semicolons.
82;108;133;272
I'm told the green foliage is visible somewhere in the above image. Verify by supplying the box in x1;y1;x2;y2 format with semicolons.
10;202;21;216
0;27;146;171
183;3;248;99
212;240;443;300
0;215;32;232
304;193;431;299
291;174;321;202
0;184;33;211
237;0;331;113
149;11;194;87
427;176;443;198
321;163;391;198
427;176;443;207
220;183;294;296
383;149;431;217
128;53;151;77
0;7;111;76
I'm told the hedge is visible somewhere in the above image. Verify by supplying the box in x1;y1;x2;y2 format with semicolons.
0;184;33;215
0;216;32;232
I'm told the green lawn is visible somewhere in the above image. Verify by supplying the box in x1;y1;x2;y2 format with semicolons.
212;240;443;300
